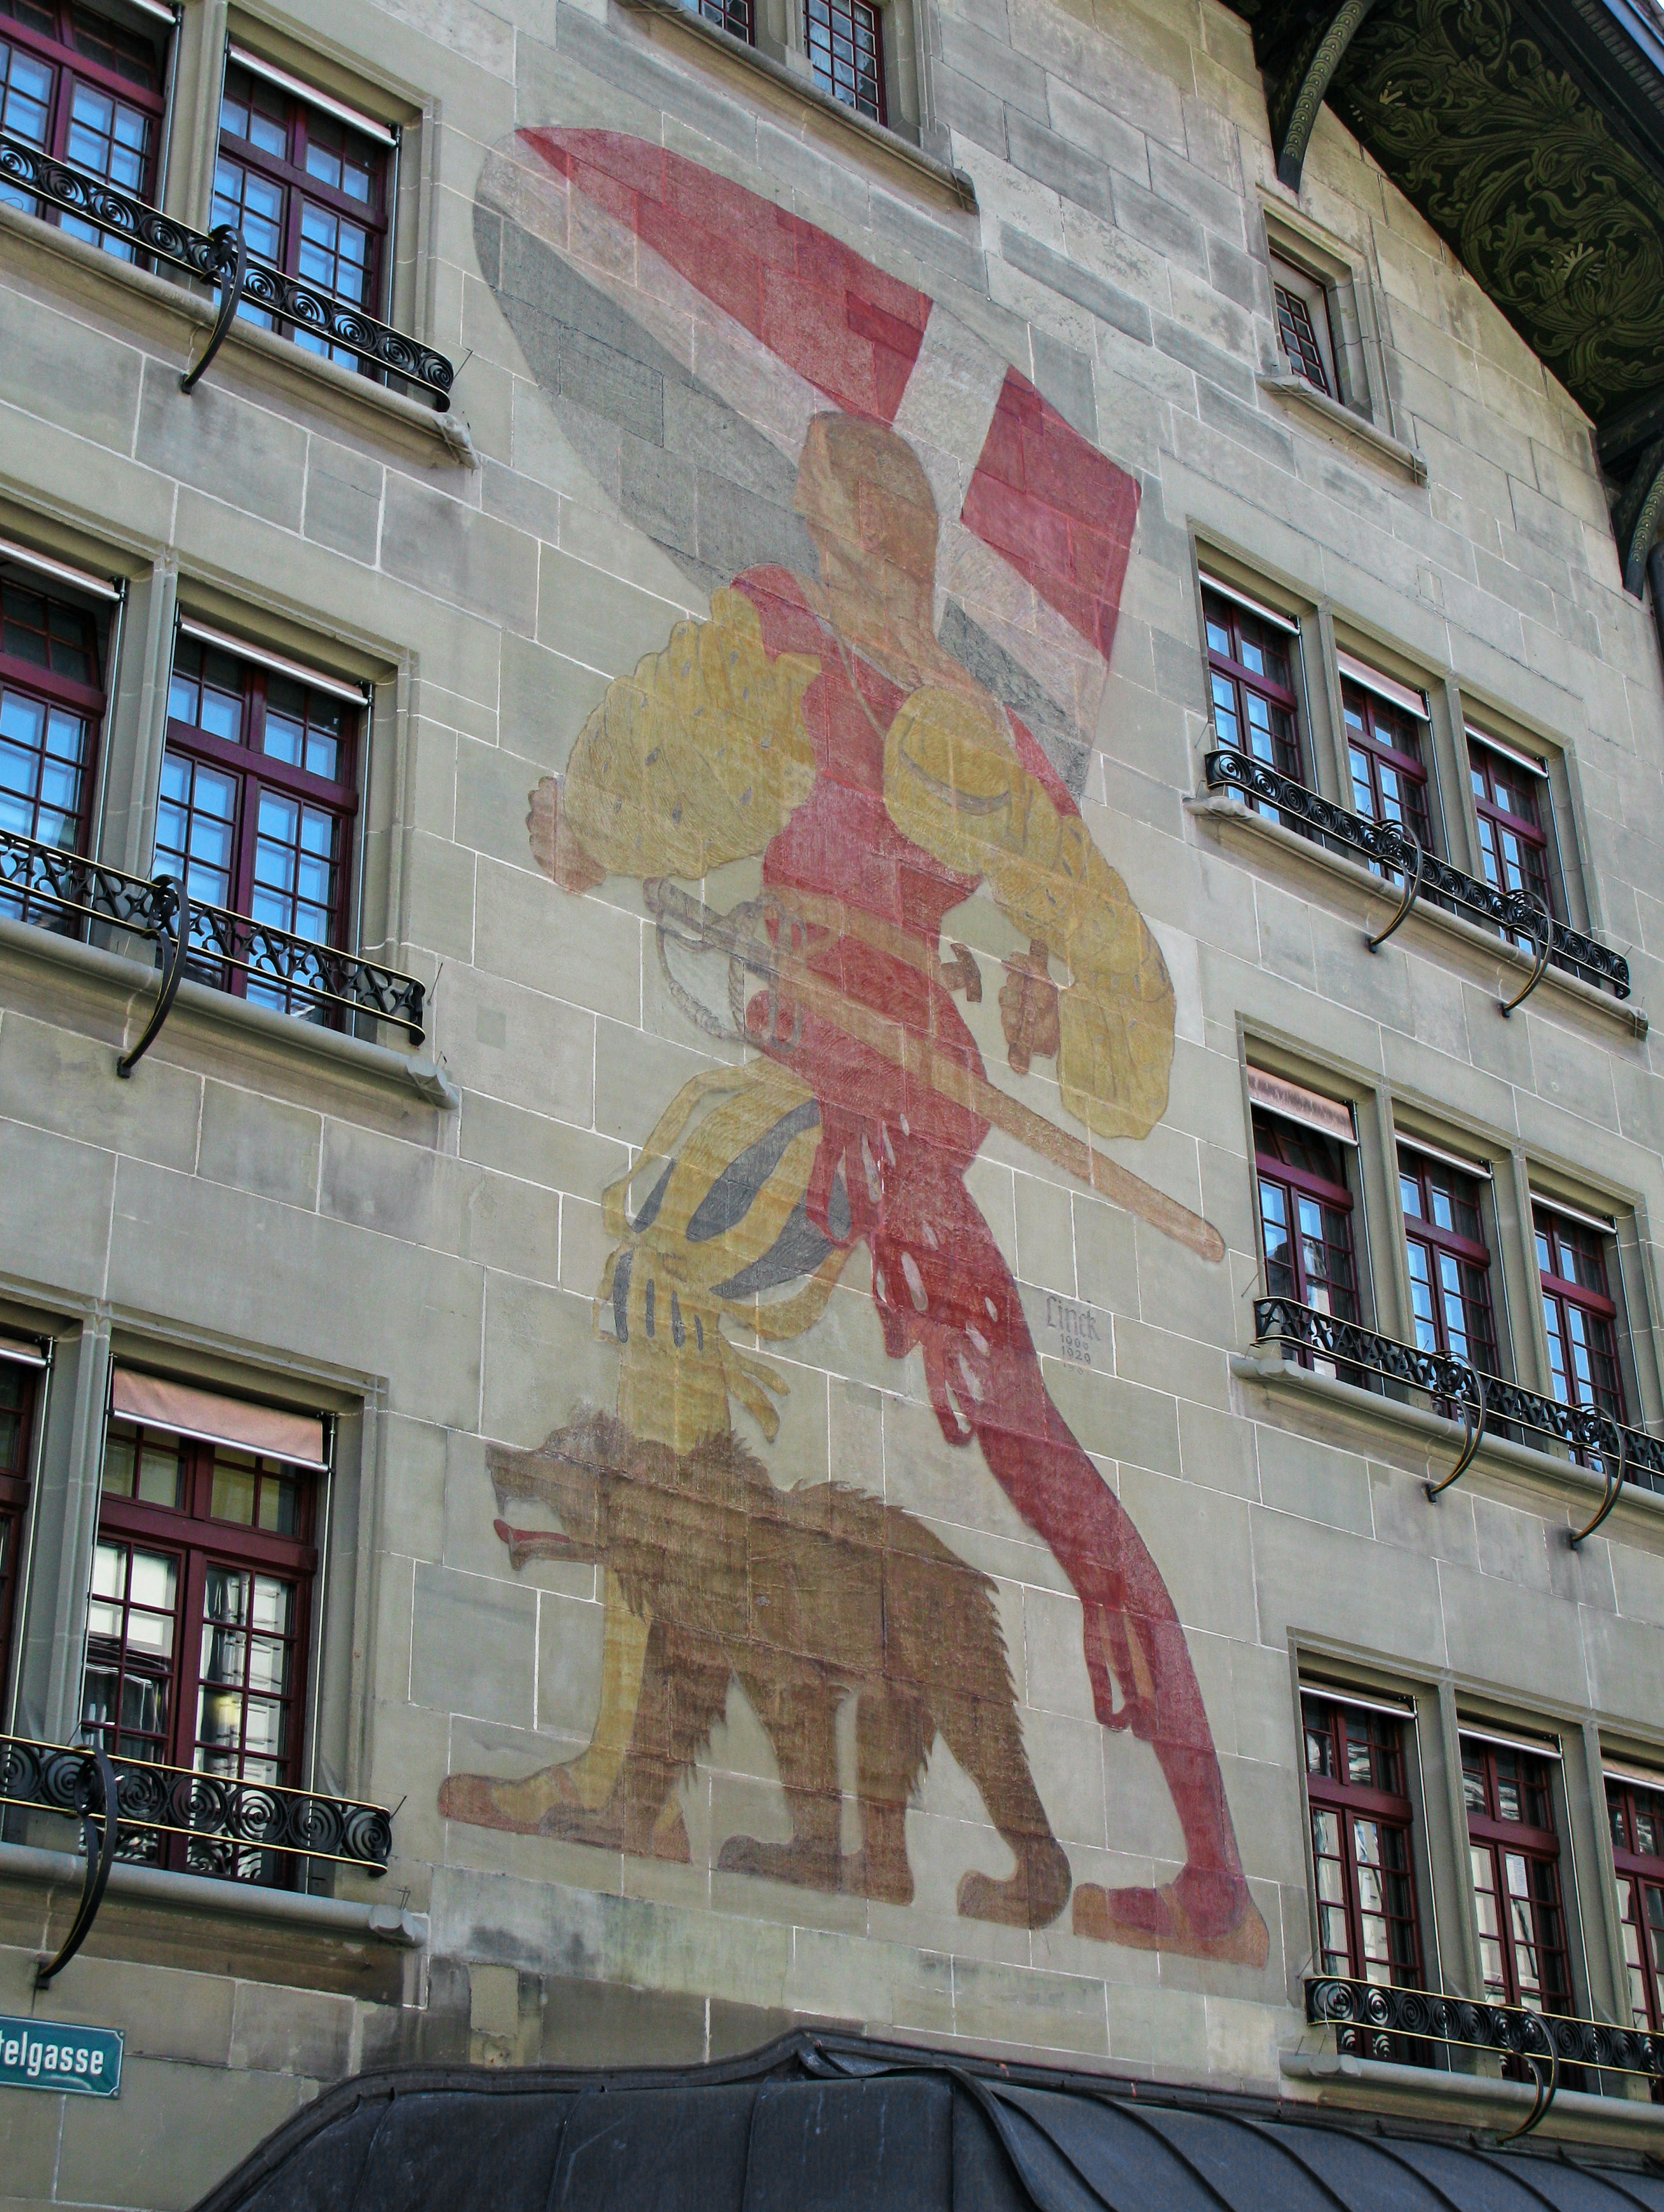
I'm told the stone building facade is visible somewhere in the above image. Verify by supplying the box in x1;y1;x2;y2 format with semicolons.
0;0;1662;2195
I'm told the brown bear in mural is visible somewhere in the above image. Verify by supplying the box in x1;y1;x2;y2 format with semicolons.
484;1409;1072;1929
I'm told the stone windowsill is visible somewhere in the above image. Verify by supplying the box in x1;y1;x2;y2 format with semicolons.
614;0;978;211
1230;1343;1664;1533
0;910;459;1111
1186;790;1648;1042
1258;373;1429;485
0;198;478;468
1281;2048;1661;2144
0;1838;428;1947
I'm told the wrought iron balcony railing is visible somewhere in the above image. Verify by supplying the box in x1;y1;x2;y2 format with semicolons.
1306;1976;1664;2136
1;1733;393;1984
0;130;454;409
1204;749;1631;1005
1254;1297;1664;1541
0;825;425;1073
1;1733;392;1874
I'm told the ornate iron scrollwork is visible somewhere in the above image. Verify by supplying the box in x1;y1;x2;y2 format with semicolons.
1362;820;1424;953
0;826;426;1061
1306;1975;1662;2138
34;1746;117;1989
1268;0;1387;192
179;224;248;395
1205;751;1632;1001
0;130;455;408
1254;1298;1664;1518
1;1732;394;1877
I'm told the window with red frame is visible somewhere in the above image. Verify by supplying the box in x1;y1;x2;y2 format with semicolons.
160;635;359;1015
213;62;389;368
81;1417;315;1885
1462;1735;1573;2016
1536;1207;1626;1427
1254;1110;1359;1324
0;1358;40;1718
686;0;753;39
1303;1694;1423;1992
1204;585;1303;787
1343;677;1433;854
1399;1148;1498;1378
1469;740;1555;917
806;0;884;121
1608;1777;1664;2060
0;573;104;924
0;0;166;257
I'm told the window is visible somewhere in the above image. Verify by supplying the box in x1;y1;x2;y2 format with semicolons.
1303;1694;1423;1994
1254;1110;1359;1324
160;631;360;1011
82;1415;315;1884
1204;582;1303;787
1399;1148;1498;1378
1271;254;1340;398
1462;1735;1572;2016
1609;1776;1664;2038
0;1356;40;1715
0;572;104;910
806;0;884;121
1469;739;1554;917
1536;1207;1626;1428
686;0;753;39
0;0;166;254
1342;673;1433;853
214;60;390;364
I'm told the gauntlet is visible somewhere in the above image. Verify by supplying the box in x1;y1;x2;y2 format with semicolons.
883;683;1175;1142
562;588;820;880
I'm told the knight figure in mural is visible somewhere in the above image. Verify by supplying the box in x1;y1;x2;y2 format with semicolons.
440;411;1267;1967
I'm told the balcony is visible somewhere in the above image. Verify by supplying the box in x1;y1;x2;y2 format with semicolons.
0;1731;392;1885
0;130;455;409
0;825;425;1075
1253;1297;1664;1540
1204;750;1632;1005
1306;1976;1664;2127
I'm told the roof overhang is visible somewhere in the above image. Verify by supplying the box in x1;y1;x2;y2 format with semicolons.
1243;0;1664;593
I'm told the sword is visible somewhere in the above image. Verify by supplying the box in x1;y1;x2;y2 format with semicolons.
645;880;1226;1266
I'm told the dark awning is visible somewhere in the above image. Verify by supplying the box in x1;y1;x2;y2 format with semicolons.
195;2031;1664;2211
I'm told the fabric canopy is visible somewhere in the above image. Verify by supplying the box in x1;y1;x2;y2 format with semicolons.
110;1371;327;1470
194;2031;1664;2212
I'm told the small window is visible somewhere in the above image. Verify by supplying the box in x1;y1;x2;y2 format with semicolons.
1254;1110;1359;1324
1342;674;1433;863
806;0;885;121
0;0;168;254
1303;1693;1424;1999
214;59;391;361
1609;1776;1664;2040
1462;1735;1573;2017
0;1354;41;1716
1203;582;1303;784
1272;255;1340;399
1536;1206;1627;1429
685;0;753;39
83;1415;317;1885
1399;1148;1498;1378
160;630;361;1015
0;570;105;899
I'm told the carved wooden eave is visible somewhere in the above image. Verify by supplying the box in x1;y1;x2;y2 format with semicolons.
1238;0;1664;594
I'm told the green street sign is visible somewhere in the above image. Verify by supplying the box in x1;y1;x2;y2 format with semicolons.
0;2016;123;2097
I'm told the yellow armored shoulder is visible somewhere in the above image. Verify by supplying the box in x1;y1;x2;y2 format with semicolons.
884;684;1175;1142
561;588;819;881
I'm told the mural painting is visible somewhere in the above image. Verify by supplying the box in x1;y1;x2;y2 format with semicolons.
439;132;1267;1966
